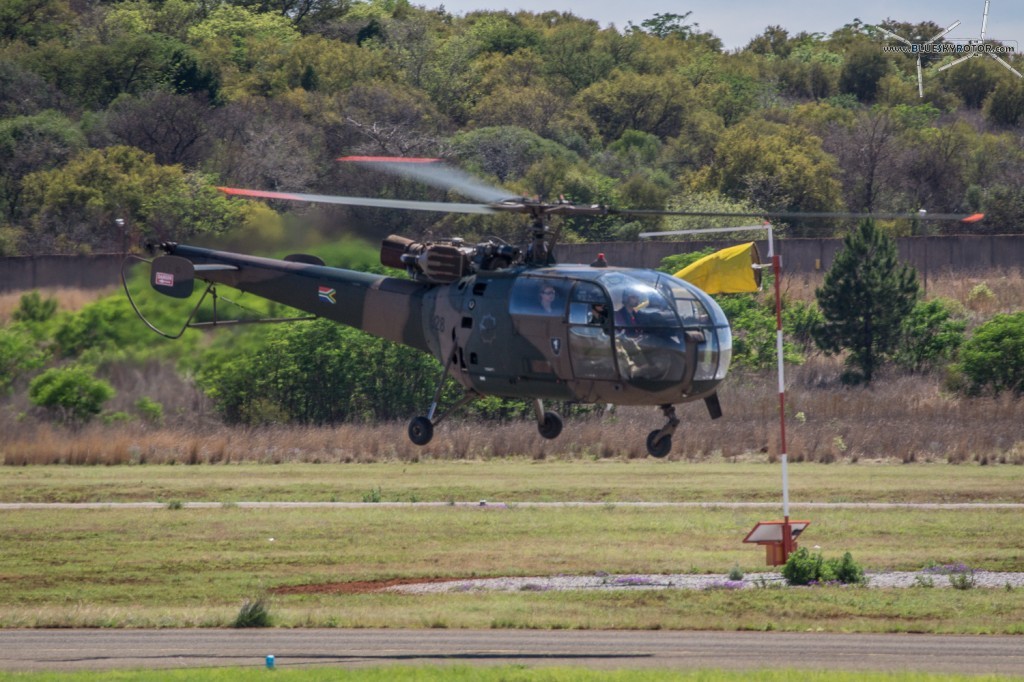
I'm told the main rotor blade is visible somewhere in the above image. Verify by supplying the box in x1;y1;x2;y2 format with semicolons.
925;20;961;46
338;156;517;203
938;53;975;71
989;53;1024;78
613;208;985;222
876;27;913;46
217;187;496;215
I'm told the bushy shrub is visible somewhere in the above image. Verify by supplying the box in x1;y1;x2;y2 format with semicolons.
233;598;271;628
782;547;864;586
956;312;1024;395
894;298;966;373
28;365;115;424
0;325;48;392
12;291;57;323
197;319;447;425
135;396;164;426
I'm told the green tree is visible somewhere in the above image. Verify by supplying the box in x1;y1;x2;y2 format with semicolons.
956;312;1024;395
693;118;843;229
838;44;889;102
813;220;920;384
893;298;966;373
197;319;445;424
21;146;248;253
28;365;115;424
0;111;85;221
0;325;48;392
984;79;1024;127
577;71;694;142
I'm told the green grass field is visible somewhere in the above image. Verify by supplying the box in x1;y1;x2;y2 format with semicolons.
2;461;1024;633
3;460;1024;503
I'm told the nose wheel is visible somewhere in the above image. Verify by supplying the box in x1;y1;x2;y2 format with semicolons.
646;404;679;458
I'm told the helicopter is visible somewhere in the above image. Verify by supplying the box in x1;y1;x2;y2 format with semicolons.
123;156;982;457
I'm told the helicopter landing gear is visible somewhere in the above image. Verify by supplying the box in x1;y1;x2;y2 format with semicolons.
534;399;563;440
408;416;433;445
407;350;478;446
646;404;680;458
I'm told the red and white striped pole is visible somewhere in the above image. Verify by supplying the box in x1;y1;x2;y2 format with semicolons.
766;225;792;561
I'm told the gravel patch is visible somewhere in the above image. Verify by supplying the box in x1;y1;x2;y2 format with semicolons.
387;571;1024;594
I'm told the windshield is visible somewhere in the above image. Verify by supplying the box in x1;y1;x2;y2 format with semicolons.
598;271;731;384
599;271;726;329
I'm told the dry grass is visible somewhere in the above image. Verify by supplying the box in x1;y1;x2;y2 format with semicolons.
3;359;1023;466
1;270;1022;467
0;286;112;323
783;268;1024;323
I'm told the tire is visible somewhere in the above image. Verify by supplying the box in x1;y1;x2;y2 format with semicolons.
538;411;563;440
408;416;434;446
646;430;672;458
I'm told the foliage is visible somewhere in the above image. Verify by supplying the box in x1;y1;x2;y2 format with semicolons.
893;298;966;373
814;220;920;384
955;312;1024;396
233;597;272;628
657;248;715;277
0;111;85;221
135;396;165;426
716;294;803;370
0;324;48;392
21;146;248;253
196;318;447;424
52;296;152;358
782;299;824;354
782;548;865;586
0;1;1021;258
985;80;1024;127
27;365;116;424
12;290;57;323
692;118;843;227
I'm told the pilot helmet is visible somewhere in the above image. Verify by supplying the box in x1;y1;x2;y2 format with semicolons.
622;285;646;306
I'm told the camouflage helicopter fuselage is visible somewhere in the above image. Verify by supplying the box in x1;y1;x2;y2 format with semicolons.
159;243;732;410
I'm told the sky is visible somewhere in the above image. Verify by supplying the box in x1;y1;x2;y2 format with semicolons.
428;0;1024;51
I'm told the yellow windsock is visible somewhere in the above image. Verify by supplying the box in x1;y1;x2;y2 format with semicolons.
673;242;761;294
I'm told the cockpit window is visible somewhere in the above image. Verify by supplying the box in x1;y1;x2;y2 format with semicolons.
510;277;566;316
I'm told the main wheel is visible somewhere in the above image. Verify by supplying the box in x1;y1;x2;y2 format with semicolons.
538;411;563;439
408;416;434;446
646;430;672;458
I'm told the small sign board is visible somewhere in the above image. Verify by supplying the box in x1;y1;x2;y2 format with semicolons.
743;520;810;544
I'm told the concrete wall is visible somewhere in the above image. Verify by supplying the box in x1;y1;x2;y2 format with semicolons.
1;235;1022;292
0;254;125;293
558;235;1024;276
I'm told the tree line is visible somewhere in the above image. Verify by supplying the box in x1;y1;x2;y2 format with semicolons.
2;2;1024;256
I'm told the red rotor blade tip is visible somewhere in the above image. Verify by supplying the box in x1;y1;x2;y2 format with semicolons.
961;213;985;223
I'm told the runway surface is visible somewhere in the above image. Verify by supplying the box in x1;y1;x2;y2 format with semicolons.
3;629;1024;674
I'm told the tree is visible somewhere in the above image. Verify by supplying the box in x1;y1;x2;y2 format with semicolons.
0;110;85;221
893;298;966;373
694;118;843;230
100;91;211;167
577;71;694;142
956;312;1024;395
839;45;889;102
813;220;920;384
21;146;249;253
984;79;1024;127
28;365;116;425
